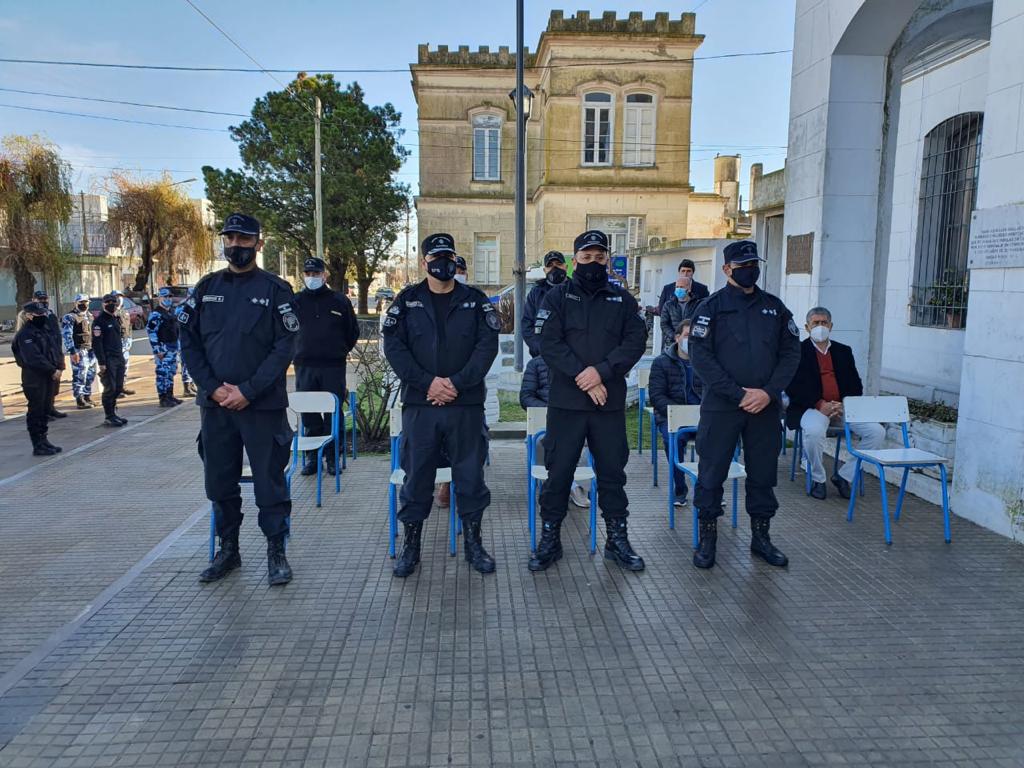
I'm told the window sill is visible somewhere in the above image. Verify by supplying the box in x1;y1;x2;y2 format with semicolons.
471;178;503;184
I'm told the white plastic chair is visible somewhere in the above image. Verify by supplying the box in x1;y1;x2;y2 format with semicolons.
387;407;459;557
666;404;743;547
526;407;597;553
286;391;341;507
842;396;951;544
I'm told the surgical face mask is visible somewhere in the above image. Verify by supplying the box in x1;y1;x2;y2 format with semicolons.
31;315;47;327
546;267;567;286
809;325;830;343
76;302;88;312
224;244;257;269
454;274;467;284
674;287;688;300
426;256;457;282
730;264;760;289
574;261;608;287
303;276;325;291
679;337;689;356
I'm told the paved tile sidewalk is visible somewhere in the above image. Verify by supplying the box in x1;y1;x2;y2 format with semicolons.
1;434;1024;767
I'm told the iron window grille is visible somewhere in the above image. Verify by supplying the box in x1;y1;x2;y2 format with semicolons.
910;112;983;329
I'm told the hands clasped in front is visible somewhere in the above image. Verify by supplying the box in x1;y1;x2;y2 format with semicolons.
212;383;250;411
427;376;459;406
575;365;608;407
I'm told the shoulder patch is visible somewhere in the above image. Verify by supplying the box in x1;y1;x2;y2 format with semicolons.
485;309;500;331
282;313;300;332
177;311;190;325
277;303;293;314
387;304;401;316
382;315;398;329
788;318;800;337
691;324;708;339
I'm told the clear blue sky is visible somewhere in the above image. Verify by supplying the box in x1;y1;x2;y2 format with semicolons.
0;0;793;205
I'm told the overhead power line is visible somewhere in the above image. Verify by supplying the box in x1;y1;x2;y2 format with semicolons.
0;103;229;131
0;86;247;117
0;49;792;74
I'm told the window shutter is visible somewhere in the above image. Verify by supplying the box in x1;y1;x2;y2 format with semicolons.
473;128;485;179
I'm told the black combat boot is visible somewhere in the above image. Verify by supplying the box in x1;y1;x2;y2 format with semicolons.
527;520;563;572
103;414;124;427
267;535;292;586
463;520;496;574
41;436;62;453
83;395;96;406
31;436;56;456
199;536;241;582
693;518;717;569
301;451;318;476
750;517;788;567
76;396;92;409
168;386;183;406
121;388;135;396
393;522;423;578
324;449;339;477
47;408;67;419
159;394;175;408
604;517;645;571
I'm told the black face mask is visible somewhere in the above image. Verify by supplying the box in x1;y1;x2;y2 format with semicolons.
224;245;257;269
426;257;457;282
31;315;47;327
730;264;760;289
103;302;117;313
76;302;88;312
574;261;608;288
546;268;567;286
36;301;48;310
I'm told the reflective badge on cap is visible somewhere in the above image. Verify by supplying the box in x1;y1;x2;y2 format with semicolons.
283;313;300;332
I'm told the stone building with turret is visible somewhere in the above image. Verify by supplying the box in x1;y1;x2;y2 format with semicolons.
410;10;735;293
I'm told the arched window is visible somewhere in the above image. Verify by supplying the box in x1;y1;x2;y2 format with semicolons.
911;112;983;328
581;91;613;166
623;93;656;166
473;114;501;181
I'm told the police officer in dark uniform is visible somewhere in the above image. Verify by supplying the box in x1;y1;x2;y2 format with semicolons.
293;256;359;476
530;230;648;572
382;233;500;578
522;250;567;358
92;292;128;428
178;213;299;587
454;255;469;284
687;240;801;570
12;302;64;455
32;290;67;420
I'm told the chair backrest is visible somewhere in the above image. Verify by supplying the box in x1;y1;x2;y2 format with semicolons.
638;367;650;389
667;404;701;433
843;396;908;425
389;406;403;437
288;390;338;415
526;406;546;437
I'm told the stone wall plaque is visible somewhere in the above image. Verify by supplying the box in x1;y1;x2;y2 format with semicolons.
968;204;1024;269
786;232;813;274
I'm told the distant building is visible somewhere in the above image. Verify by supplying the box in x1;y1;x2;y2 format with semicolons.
748;162;785;296
411;10;736;293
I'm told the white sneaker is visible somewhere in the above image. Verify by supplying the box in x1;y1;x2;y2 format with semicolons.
569;484;590;508
673;496;689;508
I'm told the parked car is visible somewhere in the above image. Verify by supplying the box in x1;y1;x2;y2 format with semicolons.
88;296;146;330
375;287;395;301
163;285;193;305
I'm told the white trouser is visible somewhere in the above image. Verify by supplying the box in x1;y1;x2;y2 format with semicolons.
800;408;886;483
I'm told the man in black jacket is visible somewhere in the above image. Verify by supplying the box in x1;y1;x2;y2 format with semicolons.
293;257;360;476
522;250;567;357
657;258;709;315
785;307;884;500
382;233;500;578
688;241;801;570
32;289;67;420
179;213;298;587
92;293;128;428
12;302;64;455
531;230;648;573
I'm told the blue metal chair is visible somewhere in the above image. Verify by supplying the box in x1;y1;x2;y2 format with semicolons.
208;465;257;561
791;424;864;497
637;367;650;455
525;407;598;553
387;406;460;558
842;396;952;544
285;391;341;508
665;405;741;548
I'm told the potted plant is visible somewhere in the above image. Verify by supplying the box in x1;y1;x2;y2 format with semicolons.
926;270;968;328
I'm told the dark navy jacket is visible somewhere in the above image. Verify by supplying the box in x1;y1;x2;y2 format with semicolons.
293;286;359;367
178;267;297;410
537;276;647;412
382;279;499;407
688;284;801;413
519;355;550;408
91;310;124;367
12;322;62;374
649;344;702;425
522;278;554;357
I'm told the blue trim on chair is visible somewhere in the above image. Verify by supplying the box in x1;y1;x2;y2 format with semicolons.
637;388;646;454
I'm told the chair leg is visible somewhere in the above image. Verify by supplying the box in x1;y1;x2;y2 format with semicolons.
731;478;738;529
388;485;397;558
315;449;323;507
528;476;536;552
939;463;952;543
846;459;862;523
667;439;676;530
449;484;457;557
208;506;216;562
878;466;892;545
638;403;644;455
335;441;341;493
832;434;842;480
589;480;597;554
804;442;812;496
790;429;799;482
894;468;909;521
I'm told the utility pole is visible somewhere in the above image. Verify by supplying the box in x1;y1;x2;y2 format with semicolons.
79;191;89;255
314;95;324;262
513;0;526;373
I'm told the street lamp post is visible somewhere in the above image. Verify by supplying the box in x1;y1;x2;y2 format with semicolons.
509;19;534;374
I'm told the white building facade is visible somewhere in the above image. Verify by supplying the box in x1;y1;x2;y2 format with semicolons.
782;0;1024;538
